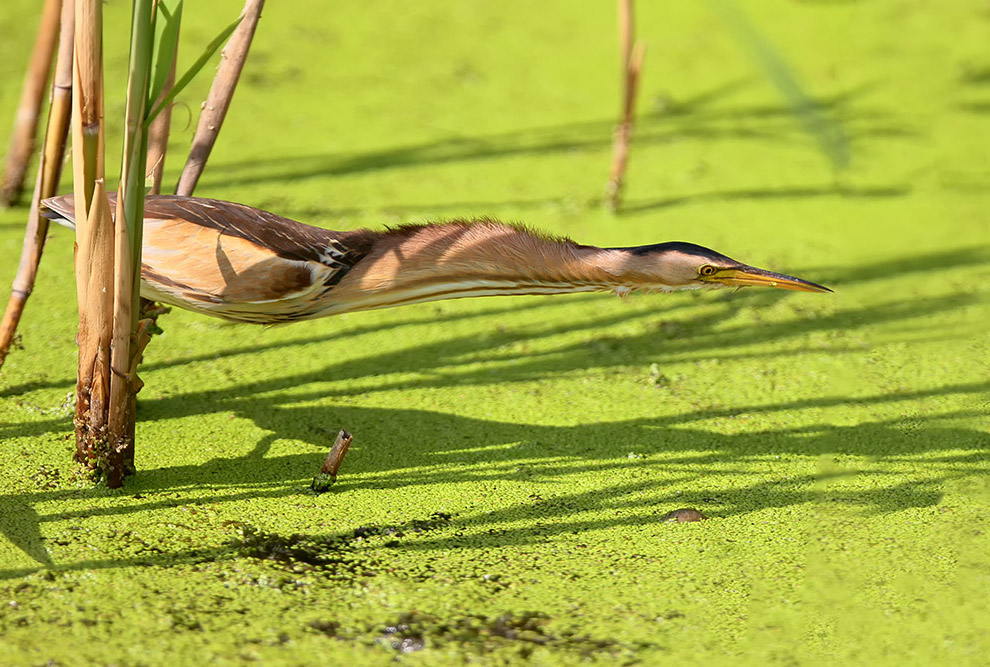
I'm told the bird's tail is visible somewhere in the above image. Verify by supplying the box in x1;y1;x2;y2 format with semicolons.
40;195;78;230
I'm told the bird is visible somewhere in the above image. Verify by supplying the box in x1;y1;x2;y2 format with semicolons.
42;193;830;325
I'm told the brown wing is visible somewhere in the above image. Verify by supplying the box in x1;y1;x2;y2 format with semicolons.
42;194;375;323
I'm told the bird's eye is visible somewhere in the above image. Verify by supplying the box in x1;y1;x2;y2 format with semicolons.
699;265;717;277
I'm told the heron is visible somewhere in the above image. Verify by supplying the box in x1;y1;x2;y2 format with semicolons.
42;194;830;325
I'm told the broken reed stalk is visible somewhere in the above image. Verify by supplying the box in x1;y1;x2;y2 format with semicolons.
0;0;62;208
606;0;646;212
0;0;75;373
175;0;265;196
311;430;354;493
71;0;118;477
105;0;157;487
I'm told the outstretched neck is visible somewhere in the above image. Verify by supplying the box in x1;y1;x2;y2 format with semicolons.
323;220;670;316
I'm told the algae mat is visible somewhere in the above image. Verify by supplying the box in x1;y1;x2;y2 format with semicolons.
1;1;988;664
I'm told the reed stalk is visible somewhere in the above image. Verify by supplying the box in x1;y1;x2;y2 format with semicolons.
606;0;646;212
2;0;254;484
103;0;157;487
121;2;184;469
123;10;180;468
1;0;62;208
71;0;117;474
175;0;264;196
0;0;74;372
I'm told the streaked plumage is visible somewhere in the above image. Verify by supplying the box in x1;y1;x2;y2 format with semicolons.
42;194;829;325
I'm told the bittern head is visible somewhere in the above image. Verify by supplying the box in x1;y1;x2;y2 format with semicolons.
610;241;832;293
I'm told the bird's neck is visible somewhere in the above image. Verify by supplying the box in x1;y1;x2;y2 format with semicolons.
323;221;670;316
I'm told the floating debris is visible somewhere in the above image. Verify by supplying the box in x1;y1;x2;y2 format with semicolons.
660;508;708;522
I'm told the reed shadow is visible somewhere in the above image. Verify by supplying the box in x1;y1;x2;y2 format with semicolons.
199;81;912;194
2;392;987;578
1;243;985;574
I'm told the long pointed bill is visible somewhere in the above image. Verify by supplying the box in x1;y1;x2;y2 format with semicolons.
714;266;832;293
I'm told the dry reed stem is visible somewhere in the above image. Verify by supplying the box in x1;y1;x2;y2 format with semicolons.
0;0;74;372
76;181;115;467
72;0;116;471
606;0;646;212
71;0;106;319
175;0;264;196
617;0;632;79
70;0;105;220
39;0;76;202
1;0;62;208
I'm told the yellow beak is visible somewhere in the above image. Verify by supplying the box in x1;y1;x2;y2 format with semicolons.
712;266;832;293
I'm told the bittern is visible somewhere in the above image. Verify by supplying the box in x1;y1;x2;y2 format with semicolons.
42;194;830;324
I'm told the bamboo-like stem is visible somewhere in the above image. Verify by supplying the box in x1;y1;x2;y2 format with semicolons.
175;0;264;196
0;0;74;372
129;12;180;472
72;0;115;472
606;0;646;212
105;0;156;487
1;0;62;208
71;0;105;232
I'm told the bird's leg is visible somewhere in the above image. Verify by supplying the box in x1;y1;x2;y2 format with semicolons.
125;320;154;393
139;298;171;328
115;306;170;474
126;300;170;393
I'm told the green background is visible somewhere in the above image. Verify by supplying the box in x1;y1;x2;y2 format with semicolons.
1;0;988;664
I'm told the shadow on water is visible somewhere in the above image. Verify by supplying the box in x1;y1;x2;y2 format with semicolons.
274;183;910;222
0;78;983;577
199;81;913;196
619;184;908;216
957;66;990;114
1;240;987;576
0;218;31;229
1;392;987;579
